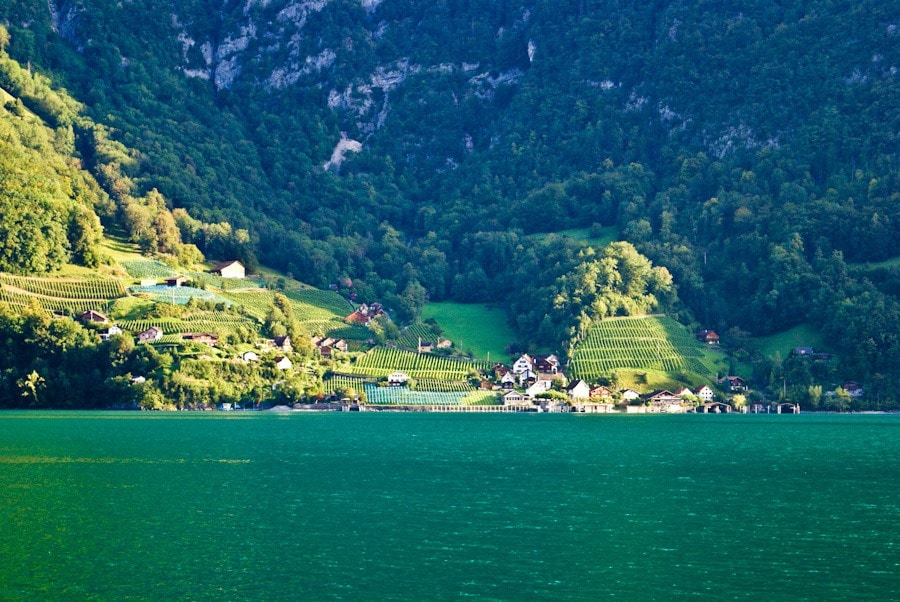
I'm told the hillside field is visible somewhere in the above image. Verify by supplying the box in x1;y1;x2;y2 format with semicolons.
422;302;518;361
570;316;727;388
753;324;826;360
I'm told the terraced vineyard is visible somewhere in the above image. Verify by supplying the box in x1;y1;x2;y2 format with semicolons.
224;289;367;339
341;347;488;380
570;316;712;381
394;322;442;349
0;275;125;299
0;284;112;314
119;313;257;336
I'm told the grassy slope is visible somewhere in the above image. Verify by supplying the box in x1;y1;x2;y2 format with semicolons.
753;324;826;359
422;302;518;361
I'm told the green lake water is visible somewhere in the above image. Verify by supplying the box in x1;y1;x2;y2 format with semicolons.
0;412;897;601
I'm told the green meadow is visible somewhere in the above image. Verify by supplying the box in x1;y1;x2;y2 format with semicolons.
422;302;518;361
753;323;825;359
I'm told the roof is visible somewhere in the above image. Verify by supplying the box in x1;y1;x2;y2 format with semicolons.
212;260;243;272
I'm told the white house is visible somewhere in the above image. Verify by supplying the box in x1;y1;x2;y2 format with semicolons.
620;388;641;401
99;325;122;341
512;354;534;374
274;356;293;370
526;379;552;397
241;350;259;362
566;379;591;400
695;385;715;402
502;390;527;405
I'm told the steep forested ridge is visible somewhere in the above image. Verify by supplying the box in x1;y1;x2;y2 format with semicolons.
0;0;897;400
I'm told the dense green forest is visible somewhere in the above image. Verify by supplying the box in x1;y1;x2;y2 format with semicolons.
0;0;897;403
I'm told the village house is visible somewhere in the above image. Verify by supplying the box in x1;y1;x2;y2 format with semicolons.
722;376;748;392
533;354;561;374
695;385;715;401
99;325;122;341
500;372;517;389
674;387;694;399
620;388;641;401
526;379;552;397
79;309;109;324
211;260;245;279
501;390;527;406
644;390;689;414
346;303;384;325
576;400;615;414
138;326;163;342
696;329;720;344
240;350;259;362
590;385;612;400
274;335;292;352
843;381;864;398
273;356;293;370
566;379;591;400
512;354;534;374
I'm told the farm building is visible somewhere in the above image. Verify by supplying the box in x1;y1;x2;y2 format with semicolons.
696;329;720;344
183;333;219;347
79;310;109;324
274;356;293;370
211;260;245;279
165;276;188;287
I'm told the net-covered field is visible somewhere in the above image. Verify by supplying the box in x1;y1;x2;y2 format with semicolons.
119;260;178;279
323;375;496;405
362;383;498;406
341;347;488;380
570;316;711;381
130;285;233;306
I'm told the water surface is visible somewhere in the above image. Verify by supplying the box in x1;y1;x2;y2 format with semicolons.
0;412;897;600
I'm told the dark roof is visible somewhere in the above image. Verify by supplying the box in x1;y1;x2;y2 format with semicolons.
212;260;243;272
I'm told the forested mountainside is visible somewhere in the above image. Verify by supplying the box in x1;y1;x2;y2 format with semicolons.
0;1;897;398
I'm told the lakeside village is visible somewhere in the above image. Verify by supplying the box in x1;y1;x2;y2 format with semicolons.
65;260;838;414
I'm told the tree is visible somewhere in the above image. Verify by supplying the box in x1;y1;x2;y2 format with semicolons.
17;370;45;406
